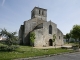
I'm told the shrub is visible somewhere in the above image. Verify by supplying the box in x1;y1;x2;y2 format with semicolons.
0;29;18;46
0;44;19;51
72;45;79;50
30;32;35;46
0;40;7;44
9;45;19;51
0;44;8;51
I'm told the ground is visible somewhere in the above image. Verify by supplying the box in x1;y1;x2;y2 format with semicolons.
0;46;72;60
33;44;72;49
32;52;80;60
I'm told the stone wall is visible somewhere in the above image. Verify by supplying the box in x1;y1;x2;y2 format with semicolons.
19;25;24;45
23;18;46;45
33;20;64;47
19;7;64;46
33;21;58;47
31;7;47;21
56;28;64;46
19;18;64;46
42;21;57;47
34;28;44;47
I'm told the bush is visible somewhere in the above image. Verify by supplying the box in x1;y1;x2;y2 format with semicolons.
72;45;79;50
9;45;19;51
30;32;35;46
0;44;19;51
0;44;8;51
0;40;7;44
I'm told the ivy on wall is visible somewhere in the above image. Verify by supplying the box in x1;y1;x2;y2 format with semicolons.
53;34;56;42
30;32;35;46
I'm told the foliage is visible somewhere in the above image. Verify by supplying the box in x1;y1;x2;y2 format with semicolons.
70;25;80;47
52;34;56;42
0;28;18;46
0;44;19;51
66;33;70;39
0;28;19;52
0;46;72;60
65;33;71;44
70;25;80;38
30;32;35;46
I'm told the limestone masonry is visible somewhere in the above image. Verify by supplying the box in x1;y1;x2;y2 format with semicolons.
19;7;64;47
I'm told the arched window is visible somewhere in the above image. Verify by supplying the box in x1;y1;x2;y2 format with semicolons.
49;25;52;34
39;10;40;14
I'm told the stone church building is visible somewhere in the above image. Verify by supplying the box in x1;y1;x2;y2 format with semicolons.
19;7;64;47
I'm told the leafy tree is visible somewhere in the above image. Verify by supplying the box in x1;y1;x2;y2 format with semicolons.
0;28;18;46
0;29;19;51
70;25;80;47
70;30;77;43
65;33;71;44
30;32;35;47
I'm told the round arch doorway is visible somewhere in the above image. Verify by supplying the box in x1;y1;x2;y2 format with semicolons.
49;39;53;46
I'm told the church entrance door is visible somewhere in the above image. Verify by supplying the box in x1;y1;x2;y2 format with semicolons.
49;39;53;46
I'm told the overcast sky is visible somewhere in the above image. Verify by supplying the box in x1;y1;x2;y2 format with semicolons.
0;0;80;35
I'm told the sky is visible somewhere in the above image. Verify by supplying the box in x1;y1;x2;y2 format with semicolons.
0;0;80;35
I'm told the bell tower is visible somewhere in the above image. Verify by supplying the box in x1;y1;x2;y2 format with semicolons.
31;7;47;21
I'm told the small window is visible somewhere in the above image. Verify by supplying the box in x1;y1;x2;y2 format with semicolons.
39;10;40;14
59;36;60;39
42;11;44;15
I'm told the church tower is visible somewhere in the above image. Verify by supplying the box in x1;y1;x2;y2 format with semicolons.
31;7;47;21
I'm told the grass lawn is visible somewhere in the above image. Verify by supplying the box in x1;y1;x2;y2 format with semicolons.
0;46;73;60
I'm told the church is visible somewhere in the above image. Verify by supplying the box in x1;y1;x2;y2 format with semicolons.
19;7;64;47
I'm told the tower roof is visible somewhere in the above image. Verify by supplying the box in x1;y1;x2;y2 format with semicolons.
31;7;47;12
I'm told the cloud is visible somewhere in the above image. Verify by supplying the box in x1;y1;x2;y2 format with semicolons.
2;0;5;6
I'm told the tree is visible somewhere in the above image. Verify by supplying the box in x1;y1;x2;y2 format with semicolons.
70;30;77;43
65;33;71;44
30;32;35;47
70;25;80;48
0;28;17;46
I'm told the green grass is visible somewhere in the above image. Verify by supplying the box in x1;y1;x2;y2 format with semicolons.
0;46;73;60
